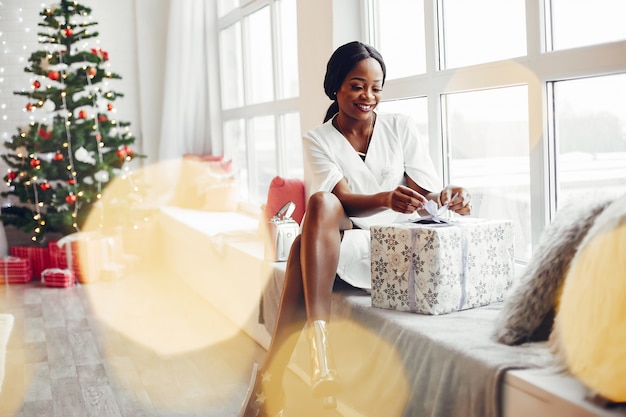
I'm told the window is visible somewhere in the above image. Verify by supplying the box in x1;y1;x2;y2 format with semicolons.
549;0;626;51
217;0;300;205
367;0;626;261
369;0;426;79
552;74;626;205
444;87;531;259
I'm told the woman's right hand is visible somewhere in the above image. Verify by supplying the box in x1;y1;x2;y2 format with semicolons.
388;185;427;214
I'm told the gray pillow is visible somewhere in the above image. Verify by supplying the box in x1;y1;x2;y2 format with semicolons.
493;198;613;345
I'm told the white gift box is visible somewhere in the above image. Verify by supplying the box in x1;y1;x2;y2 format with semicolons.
370;219;515;315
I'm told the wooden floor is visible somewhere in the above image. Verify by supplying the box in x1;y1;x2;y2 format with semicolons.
0;266;346;417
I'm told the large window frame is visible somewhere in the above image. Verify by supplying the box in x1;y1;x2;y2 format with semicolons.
216;0;300;206
365;0;626;260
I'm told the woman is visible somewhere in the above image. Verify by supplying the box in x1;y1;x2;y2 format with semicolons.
239;41;471;417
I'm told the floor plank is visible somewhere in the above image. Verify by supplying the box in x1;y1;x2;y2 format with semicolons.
0;265;349;417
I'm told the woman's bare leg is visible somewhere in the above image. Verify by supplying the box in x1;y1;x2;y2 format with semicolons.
259;192;351;386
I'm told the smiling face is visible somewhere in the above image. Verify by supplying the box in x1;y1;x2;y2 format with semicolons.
336;57;384;123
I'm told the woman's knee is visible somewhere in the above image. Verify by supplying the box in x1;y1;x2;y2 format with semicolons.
304;192;351;230
307;192;342;216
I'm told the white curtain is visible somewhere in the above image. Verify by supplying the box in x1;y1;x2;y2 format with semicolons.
158;0;213;159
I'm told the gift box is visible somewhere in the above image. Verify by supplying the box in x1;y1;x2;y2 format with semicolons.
48;240;67;269
370;219;515;315
41;268;75;288
9;245;51;278
0;256;33;284
56;233;123;283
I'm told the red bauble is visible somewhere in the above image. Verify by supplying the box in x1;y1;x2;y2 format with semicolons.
6;171;17;181
33;80;41;89
98;115;107;123
30;159;41;168
123;145;134;156
40;183;51;191
116;148;127;159
53;152;64;161
107;103;113;111
96;133;102;141
78;110;87;119
66;178;76;185
25;103;33;111
38;127;52;139
65;194;77;204
64;28;73;37
87;67;97;77
47;70;60;81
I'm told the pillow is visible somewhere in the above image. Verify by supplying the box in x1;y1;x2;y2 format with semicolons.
550;194;626;403
263;176;306;224
493;197;613;345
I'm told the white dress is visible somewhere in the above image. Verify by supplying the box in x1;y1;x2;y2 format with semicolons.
303;112;442;289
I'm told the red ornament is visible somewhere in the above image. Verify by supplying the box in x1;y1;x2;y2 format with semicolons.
40;183;51;191
64;27;73;37
53;152;64;161
123;145;134;156
38;127;52;139
6;171;17;181
116;148;127;159
66;178;76;185
107;103;113;111
87;67;97;77
30;159;41;168
91;48;109;61
78;110;87;119
33;80;41;89
47;70;60;81
98;115;107;123
96;133;102;141
65;194;77;204
25;103;33;111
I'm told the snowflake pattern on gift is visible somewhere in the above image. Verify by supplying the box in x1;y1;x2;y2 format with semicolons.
371;221;515;314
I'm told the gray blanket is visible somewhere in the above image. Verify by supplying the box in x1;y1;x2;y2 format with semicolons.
262;264;553;417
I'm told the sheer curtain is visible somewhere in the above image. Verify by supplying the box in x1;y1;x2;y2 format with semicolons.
158;0;214;160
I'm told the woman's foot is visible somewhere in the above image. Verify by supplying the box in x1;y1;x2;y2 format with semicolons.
238;363;285;417
308;320;340;408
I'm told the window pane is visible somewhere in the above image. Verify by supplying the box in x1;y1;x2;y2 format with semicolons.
245;7;274;104
373;0;426;79
219;23;244;109
223;119;249;200
251;116;277;202
444;86;531;260
217;0;239;17
554;74;626;207
378;97;429;135
550;0;626;51
440;0;526;69
282;112;303;179
277;0;299;98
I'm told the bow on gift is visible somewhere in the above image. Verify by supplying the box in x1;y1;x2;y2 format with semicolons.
413;194;457;224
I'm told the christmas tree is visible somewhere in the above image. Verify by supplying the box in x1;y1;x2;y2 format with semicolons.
1;0;143;243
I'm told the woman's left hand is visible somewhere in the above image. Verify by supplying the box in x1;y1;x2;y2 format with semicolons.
439;186;472;215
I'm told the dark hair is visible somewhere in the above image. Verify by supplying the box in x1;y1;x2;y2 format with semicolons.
323;41;386;122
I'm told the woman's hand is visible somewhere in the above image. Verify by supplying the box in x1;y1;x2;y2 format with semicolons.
439;185;472;215
388;185;427;214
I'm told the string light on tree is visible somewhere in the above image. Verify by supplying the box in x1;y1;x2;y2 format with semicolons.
0;0;144;243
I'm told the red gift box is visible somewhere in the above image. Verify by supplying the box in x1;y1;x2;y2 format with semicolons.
41;268;75;288
48;240;67;269
0;256;33;284
9;246;51;278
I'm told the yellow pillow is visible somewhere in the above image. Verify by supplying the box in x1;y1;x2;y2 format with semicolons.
553;194;626;402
